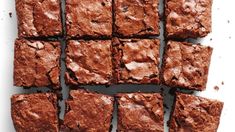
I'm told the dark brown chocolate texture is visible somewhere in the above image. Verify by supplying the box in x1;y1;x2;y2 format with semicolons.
165;0;212;39
65;40;113;85
15;0;62;38
114;0;160;37
116;93;164;132
14;39;61;89
169;93;223;132
113;38;160;84
66;0;112;38
61;89;114;131
162;41;213;90
11;93;59;132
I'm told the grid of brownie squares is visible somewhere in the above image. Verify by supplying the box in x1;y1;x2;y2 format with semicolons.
12;0;224;131
169;92;223;131
15;0;62;38
61;89;114;131
11;93;59;131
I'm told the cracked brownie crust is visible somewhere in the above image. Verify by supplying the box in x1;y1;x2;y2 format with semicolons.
16;0;62;38
113;38;160;84
169;93;223;132
65;40;113;85
162;41;213;90
14;39;61;89
116;93;164;132
114;0;160;37
11;93;59;132
61;89;114;132
66;0;112;38
165;0;212;39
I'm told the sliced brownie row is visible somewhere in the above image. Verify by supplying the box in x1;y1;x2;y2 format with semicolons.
11;89;223;131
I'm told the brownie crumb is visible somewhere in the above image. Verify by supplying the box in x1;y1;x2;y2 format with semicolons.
9;12;12;18
221;81;224;85
214;86;219;91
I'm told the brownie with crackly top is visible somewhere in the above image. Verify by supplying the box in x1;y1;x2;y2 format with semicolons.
11;93;59;132
65;40;113;85
116;92;164;132
13;39;61;89
161;41;213;91
113;38;160;84
15;0;62;38
169;92;223;132
165;0;213;39
66;0;112;38
61;89;114;132
114;0;160;37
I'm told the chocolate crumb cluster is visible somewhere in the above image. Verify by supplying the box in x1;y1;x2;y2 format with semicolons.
11;0;224;131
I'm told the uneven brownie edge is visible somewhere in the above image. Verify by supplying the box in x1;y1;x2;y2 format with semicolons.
112;38;160;84
65;40;113;86
169;92;224;132
13;39;61;89
65;0;112;39
15;0;63;38
113;0;160;37
11;93;59;132
161;41;213;91
60;89;114;131
116;92;164;132
165;0;212;39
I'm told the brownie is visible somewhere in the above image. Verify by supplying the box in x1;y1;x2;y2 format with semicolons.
169;92;223;132
113;38;160;84
165;0;212;39
114;0;160;37
14;39;61;89
161;41;213;90
11;93;59;132
65;40;113;85
61;89;114;131
66;0;112;38
15;0;62;38
116;93;164;131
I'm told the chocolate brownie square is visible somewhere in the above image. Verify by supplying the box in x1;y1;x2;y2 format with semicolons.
66;0;112;38
165;0;212;39
61;89;114;131
116;92;164;131
161;41;213;90
65;40;113;85
169;92;223;132
15;0;62;38
11;93;59;132
114;0;160;37
113;38;160;84
14;39;61;89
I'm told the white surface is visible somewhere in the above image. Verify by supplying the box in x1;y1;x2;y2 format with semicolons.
0;0;235;131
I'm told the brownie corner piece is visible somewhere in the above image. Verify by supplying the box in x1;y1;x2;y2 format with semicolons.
62;89;114;131
169;92;223;132
15;0;62;38
65;40;113;85
161;41;213;90
11;93;59;131
14;39;61;89
65;0;112;38
113;38;160;84
114;0;160;37
116;92;164;131
165;0;212;39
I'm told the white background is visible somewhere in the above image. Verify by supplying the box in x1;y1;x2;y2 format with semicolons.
0;0;235;131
